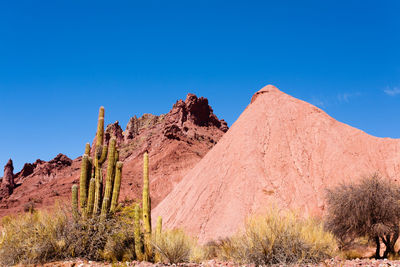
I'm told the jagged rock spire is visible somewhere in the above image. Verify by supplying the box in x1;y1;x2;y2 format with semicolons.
0;159;15;200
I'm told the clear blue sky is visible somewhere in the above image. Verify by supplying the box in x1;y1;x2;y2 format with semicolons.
1;0;399;172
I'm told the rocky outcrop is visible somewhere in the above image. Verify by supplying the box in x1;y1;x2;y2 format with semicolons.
105;121;124;146
219;119;228;132
15;163;35;178
47;154;72;167
164;94;228;131
154;85;400;243
35;154;72;177
15;154;72;182
124;114;165;142
122;94;228;143
161;94;228;141
0;159;15;200
14;159;45;183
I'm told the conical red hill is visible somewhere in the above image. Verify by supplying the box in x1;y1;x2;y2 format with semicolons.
153;85;400;243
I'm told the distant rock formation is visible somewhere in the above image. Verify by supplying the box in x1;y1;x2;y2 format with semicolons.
105;121;124;146
0;159;15;200
162;94;228;141
123;93;228;143
124;114;165;142
165;93;228;131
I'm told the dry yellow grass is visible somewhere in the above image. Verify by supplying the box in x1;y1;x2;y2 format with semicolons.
0;208;69;265
153;228;206;263
0;206;135;265
214;209;337;265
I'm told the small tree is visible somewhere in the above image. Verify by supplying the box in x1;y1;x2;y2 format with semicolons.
325;174;400;259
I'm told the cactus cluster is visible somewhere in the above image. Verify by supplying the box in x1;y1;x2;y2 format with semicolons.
71;107;164;262
72;106;123;218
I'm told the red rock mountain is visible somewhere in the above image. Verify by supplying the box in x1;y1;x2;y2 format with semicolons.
153;85;400;243
0;94;227;217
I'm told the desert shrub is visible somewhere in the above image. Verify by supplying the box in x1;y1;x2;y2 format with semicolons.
153;228;204;263
202;240;220;259
0;208;69;265
101;228;135;262
0;207;135;265
63;215;134;261
213;209;337;265
325;174;400;259
189;243;208;263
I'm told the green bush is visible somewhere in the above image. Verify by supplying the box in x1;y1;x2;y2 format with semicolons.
213;209;337;265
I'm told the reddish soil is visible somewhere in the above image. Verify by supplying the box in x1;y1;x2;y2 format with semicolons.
154;85;400;243
0;93;227;218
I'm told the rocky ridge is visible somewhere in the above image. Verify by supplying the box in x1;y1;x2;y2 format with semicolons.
0;93;227;216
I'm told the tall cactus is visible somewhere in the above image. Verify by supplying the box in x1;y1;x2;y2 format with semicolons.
110;161;123;213
93;106;108;215
142;151;152;261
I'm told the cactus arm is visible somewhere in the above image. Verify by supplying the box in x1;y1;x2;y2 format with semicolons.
93;161;101;215
110;161;123;213
93;165;103;215
96;106;105;148
84;143;91;155
87;156;93;187
87;156;93;165
101;138;116;216
79;154;89;209
98;145;108;164
71;184;78;217
86;177;95;217
114;150;119;162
